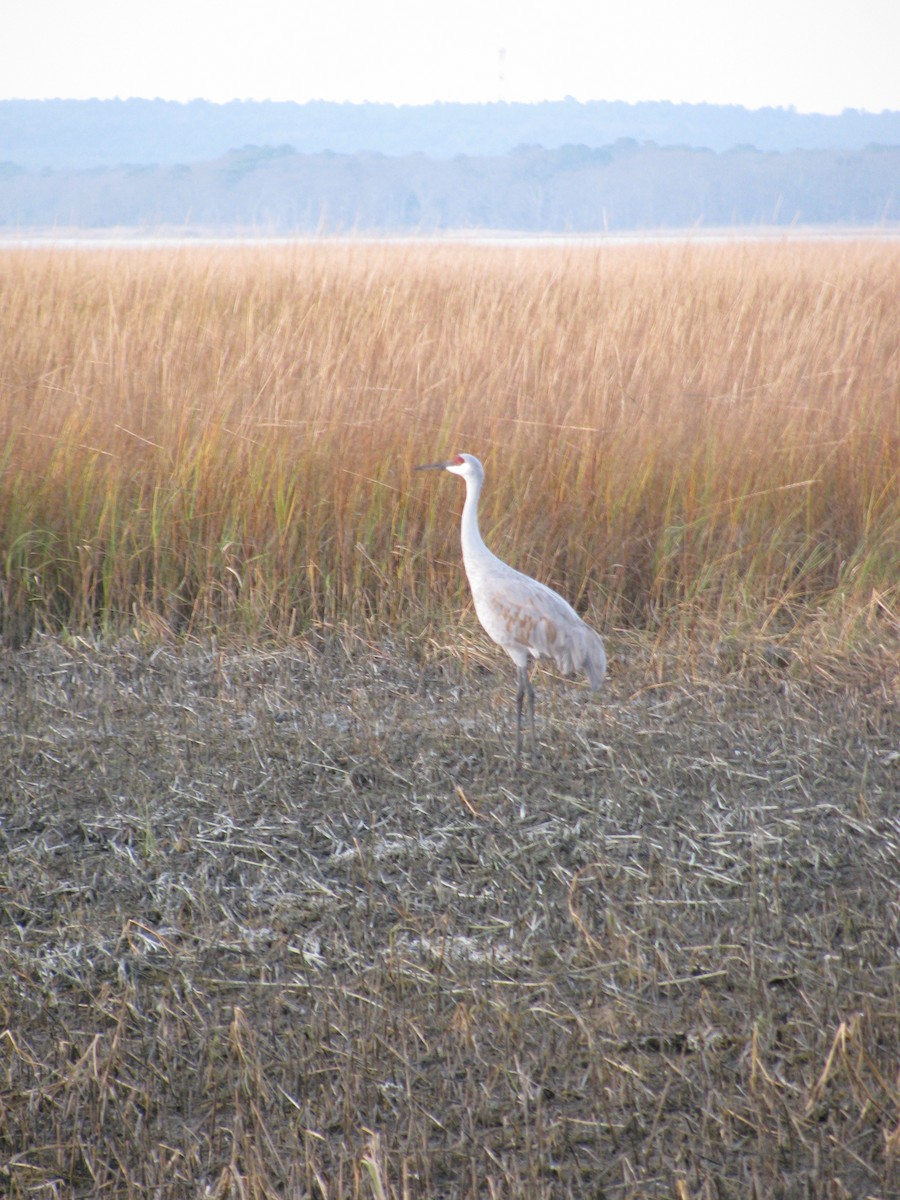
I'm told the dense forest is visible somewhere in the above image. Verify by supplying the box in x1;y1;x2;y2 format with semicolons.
1;141;897;234
1;99;898;233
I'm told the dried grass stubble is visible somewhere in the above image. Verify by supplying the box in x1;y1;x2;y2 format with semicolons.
1;634;898;1197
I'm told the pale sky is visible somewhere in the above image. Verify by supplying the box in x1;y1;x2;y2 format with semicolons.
4;0;899;114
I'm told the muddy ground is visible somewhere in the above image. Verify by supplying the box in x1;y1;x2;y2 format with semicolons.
1;629;898;1198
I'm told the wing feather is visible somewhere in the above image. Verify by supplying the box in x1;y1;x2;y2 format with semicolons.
470;563;606;689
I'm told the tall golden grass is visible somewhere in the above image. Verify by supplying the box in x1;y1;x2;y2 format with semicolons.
0;239;897;643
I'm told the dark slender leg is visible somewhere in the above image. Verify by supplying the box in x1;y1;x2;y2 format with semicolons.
515;661;536;766
515;665;526;766
525;666;536;757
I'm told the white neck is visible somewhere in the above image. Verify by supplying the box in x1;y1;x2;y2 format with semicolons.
459;469;493;570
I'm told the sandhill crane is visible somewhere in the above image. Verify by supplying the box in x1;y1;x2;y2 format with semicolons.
416;453;606;763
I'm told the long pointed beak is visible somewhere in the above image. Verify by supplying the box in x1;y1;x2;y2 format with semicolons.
415;460;453;471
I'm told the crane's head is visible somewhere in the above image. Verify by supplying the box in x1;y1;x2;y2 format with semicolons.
415;453;484;482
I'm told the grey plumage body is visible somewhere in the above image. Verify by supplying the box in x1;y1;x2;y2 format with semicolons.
416;453;606;762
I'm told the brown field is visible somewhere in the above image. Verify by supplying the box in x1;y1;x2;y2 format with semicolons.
2;632;898;1198
1;241;899;1197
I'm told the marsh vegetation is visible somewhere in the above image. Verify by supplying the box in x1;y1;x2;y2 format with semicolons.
1;240;898;1197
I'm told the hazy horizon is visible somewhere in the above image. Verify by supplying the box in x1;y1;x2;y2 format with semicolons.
5;1;900;115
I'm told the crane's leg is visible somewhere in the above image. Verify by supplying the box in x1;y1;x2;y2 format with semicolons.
514;661;536;766
515;665;526;766
525;662;536;758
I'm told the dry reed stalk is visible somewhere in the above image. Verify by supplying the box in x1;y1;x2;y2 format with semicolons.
0;239;897;644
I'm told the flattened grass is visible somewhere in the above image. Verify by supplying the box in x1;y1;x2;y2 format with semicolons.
0;239;898;645
1;634;897;1197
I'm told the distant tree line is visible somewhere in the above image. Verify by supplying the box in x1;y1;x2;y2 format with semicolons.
0;141;897;234
2;97;900;169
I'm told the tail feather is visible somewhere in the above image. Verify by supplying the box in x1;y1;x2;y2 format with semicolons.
548;620;606;691
580;626;607;692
